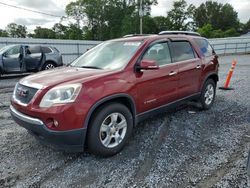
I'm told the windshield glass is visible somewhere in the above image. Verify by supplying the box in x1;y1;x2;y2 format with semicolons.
70;41;142;70
0;45;15;54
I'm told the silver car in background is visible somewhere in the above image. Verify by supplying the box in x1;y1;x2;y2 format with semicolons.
0;45;63;77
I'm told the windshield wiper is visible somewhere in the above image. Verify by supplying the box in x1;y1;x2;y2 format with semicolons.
79;66;102;69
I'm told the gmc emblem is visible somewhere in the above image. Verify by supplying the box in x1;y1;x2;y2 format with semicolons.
17;87;29;98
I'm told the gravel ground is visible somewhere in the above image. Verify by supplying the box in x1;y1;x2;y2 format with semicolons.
0;55;250;188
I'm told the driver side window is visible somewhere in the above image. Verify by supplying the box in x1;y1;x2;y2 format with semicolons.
142;42;172;66
5;46;21;57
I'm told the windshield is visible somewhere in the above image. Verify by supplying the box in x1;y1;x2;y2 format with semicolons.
0;45;15;54
70;41;142;70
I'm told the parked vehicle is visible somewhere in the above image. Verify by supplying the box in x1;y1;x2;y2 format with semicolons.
0;45;63;76
10;31;219;157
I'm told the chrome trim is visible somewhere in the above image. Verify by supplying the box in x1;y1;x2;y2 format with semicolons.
20;80;44;90
12;82;41;107
169;71;177;76
10;105;43;126
137;92;201;118
196;65;201;69
12;83;28;107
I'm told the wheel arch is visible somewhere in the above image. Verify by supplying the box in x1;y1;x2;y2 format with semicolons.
40;60;57;70
201;73;219;90
83;94;137;131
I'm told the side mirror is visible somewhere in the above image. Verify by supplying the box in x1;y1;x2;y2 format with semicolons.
139;59;159;70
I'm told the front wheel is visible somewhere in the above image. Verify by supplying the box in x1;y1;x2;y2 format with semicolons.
87;103;133;157
200;79;216;110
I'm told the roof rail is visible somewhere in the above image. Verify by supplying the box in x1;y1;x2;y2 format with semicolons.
123;34;153;38
159;31;201;36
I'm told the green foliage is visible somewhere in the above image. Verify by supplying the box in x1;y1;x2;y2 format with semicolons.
65;0;157;40
167;0;195;30
197;24;213;38
6;23;27;38
30;27;56;39
194;1;239;31
153;16;171;32
224;28;240;37
198;24;240;38
246;19;250;30
0;29;8;37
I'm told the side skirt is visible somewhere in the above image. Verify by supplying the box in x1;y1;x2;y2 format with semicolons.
135;93;200;124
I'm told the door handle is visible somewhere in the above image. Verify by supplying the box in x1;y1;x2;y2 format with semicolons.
196;65;201;69
169;71;177;76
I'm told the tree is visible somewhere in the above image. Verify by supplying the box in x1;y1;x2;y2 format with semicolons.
153;16;172;32
167;0;195;30
198;23;240;38
197;24;213;38
53;23;69;39
243;19;250;33
66;24;83;40
194;1;239;31
6;23;27;38
0;29;8;37
31;27;56;39
65;0;158;40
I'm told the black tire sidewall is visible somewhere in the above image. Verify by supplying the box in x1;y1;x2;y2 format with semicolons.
87;103;133;157
200;79;216;110
42;62;55;70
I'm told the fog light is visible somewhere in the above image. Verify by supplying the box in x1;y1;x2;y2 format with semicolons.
53;119;59;127
46;118;59;129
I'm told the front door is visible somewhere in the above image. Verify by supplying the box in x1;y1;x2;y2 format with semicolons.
3;45;22;72
136;41;179;113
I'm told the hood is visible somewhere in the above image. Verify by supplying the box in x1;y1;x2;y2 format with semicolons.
19;66;113;89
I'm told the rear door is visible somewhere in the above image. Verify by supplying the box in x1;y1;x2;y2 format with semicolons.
24;46;42;71
170;40;202;99
193;38;218;73
3;45;22;72
136;40;179;113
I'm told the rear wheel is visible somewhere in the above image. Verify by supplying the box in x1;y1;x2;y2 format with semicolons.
42;62;56;70
87;103;133;157
200;79;216;110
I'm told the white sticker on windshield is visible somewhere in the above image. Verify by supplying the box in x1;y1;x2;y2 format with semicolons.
123;42;141;47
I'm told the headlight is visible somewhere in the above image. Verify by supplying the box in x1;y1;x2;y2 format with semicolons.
39;84;82;108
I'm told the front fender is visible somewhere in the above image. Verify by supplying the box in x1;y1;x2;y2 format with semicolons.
83;93;137;130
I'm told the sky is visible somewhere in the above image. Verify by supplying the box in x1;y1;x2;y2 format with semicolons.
0;0;249;32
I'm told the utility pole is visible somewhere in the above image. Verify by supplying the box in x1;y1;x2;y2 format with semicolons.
139;0;143;34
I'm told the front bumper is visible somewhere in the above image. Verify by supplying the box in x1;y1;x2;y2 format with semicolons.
10;105;86;152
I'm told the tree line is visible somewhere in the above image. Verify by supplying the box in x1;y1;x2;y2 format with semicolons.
0;0;250;40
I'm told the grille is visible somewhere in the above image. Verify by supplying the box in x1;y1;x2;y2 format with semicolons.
14;83;38;105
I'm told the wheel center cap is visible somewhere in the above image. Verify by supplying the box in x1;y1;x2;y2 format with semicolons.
110;127;116;134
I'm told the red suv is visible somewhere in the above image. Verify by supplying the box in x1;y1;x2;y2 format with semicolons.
10;31;219;156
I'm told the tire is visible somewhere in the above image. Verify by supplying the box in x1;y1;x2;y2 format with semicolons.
87;103;133;157
42;62;56;70
200;79;216;110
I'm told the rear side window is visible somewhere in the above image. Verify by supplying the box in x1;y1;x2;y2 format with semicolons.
41;47;52;53
194;38;213;57
171;41;195;62
26;46;41;54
